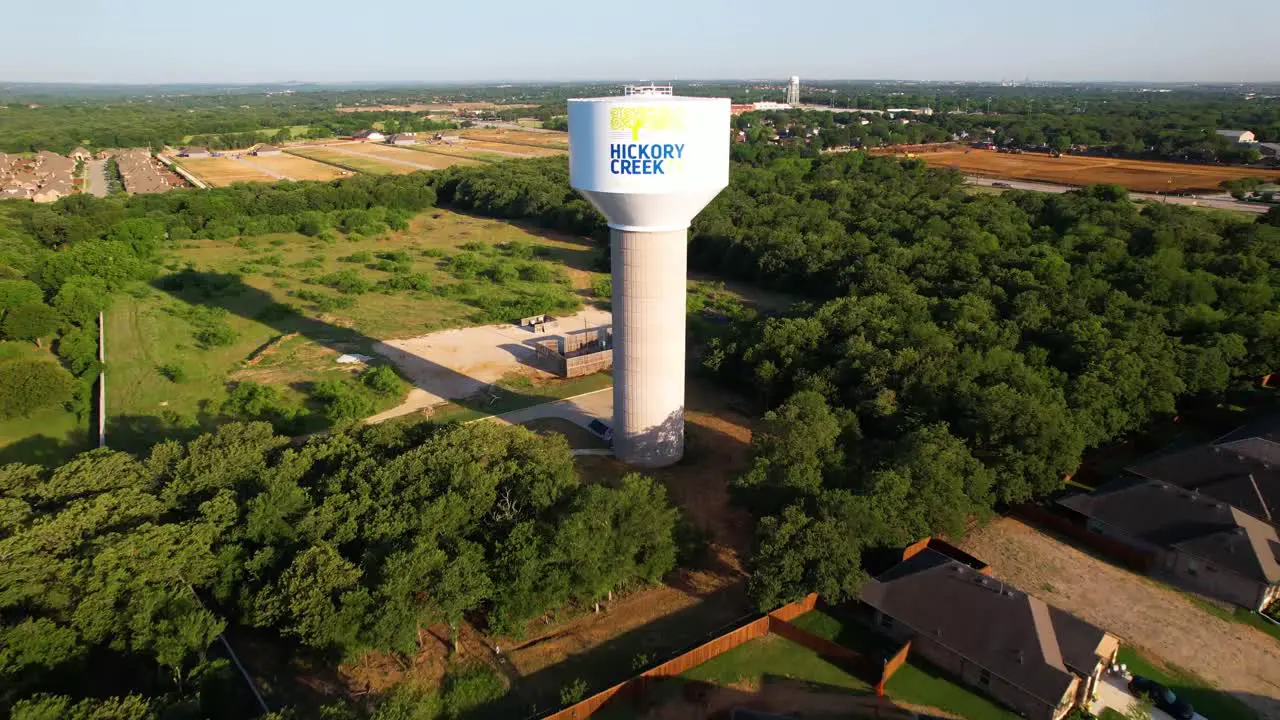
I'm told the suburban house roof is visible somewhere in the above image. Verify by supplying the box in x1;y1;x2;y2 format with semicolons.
254;145;280;153
1215;129;1254;141
1127;416;1280;525
181;147;209;155
352;129;385;139
1059;478;1280;585
860;549;1112;705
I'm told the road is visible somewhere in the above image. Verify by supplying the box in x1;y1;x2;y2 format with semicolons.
84;158;108;197
485;387;613;429
965;176;1270;214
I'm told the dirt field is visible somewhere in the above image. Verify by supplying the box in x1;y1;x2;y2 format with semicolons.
916;149;1280;193
448;139;565;158
960;518;1280;719
369;306;612;419
339;142;482;168
458;128;570;150
286;146;417;175
335;102;537;113
243;153;349;181
174;156;278;186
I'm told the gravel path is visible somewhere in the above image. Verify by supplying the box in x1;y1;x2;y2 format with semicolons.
960;518;1280;719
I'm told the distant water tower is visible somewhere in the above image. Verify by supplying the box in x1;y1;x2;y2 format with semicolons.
568;84;730;467
786;75;800;105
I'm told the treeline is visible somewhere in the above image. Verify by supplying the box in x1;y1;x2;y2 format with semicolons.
0;420;679;717
183;114;458;151
432;158;606;241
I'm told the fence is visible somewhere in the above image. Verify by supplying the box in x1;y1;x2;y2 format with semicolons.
875;641;912;696
540;594;909;720
1012;504;1154;572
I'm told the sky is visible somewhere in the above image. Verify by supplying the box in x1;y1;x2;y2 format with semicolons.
4;0;1279;85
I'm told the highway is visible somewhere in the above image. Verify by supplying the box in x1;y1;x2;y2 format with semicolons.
965;176;1271;214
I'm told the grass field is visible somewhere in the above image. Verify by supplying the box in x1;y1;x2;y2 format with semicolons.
243;154;349;181
91;210;601;455
915;148;1280;193
0;341;90;466
286;147;415;175
173;156;279;186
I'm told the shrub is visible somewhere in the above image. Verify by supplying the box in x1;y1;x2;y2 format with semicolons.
440;664;505;719
55;327;99;376
52;276;111;326
174;305;236;348
2;303;62;346
559;678;587;706
487;261;519;284
311;378;375;423
340;251;373;263
459;241;486;253
318;269;373;295
158;363;186;383
377;250;413;263
294;289;355;312
591;277;612;300
377;274;432;292
361;365;405;397
0;359;76;420
500;241;534;259
422;248;446;258
446;253;485;280
518;263;553;283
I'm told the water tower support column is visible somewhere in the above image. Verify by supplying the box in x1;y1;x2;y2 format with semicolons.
611;227;688;466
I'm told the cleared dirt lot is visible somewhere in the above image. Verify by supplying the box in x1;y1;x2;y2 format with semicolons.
960;518;1280;719
174;156;277;186
341;142;482;168
458;127;570;150
244;153;349;181
370;306;612;417
917;149;1280;193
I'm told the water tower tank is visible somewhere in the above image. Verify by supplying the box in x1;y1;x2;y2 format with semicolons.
568;87;729;467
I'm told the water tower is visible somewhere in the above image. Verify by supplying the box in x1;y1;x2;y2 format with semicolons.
568;85;730;467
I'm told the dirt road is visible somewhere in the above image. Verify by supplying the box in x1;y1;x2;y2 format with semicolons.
960;518;1280;719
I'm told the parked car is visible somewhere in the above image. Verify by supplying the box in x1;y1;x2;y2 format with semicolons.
992;181;1012;188
1128;675;1195;720
587;419;614;447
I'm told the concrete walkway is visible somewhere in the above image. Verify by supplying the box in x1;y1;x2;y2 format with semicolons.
486;387;613;429
1090;674;1206;720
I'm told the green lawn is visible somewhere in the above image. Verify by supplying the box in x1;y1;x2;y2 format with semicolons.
0;342;92;465
435;371;613;424
792;609;1021;720
681;634;872;692
1182;595;1280;645
1117;646;1258;720
286;147;402;175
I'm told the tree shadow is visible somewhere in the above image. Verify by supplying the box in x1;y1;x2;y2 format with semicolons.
0;430;91;467
150;269;602;434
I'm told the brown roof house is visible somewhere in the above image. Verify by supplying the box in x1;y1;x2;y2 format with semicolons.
252;144;282;156
387;133;417;145
860;546;1120;720
1058;478;1280;611
68;147;92;162
179;147;210;158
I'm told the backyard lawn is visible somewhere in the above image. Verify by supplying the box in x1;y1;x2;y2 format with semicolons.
681;634;871;692
1117;646;1258;720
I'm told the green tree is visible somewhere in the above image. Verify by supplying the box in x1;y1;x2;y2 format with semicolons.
0;360;75;419
51;276;110;326
3;303;61;347
0;279;43;312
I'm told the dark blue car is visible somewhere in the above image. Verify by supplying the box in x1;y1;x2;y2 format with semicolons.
1128;675;1195;720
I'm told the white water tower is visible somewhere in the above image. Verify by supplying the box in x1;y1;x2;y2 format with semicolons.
568;85;730;467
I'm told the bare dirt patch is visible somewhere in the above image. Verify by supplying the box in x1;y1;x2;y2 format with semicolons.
245;153;349;181
174;156;277;186
913;149;1280;193
960;518;1280;718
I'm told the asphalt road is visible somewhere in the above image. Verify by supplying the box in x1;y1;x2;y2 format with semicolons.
84;159;108;197
965;175;1271;214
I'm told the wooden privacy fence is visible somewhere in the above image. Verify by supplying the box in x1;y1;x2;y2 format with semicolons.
540;594;909;720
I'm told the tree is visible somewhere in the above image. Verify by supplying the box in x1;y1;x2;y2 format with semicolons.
52;276;110;326
0;360;75;419
2;303;61;347
0;279;43;313
747;502;867;610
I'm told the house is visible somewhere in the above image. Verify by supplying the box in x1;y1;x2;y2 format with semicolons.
1257;143;1280;159
1216;129;1257;144
1126;415;1280;526
387;133;417;145
1058;478;1280;611
68;147;91;162
351;130;386;142
859;543;1120;720
252;144;282;156
179;147;210;158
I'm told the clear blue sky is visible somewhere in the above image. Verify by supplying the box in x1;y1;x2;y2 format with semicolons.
5;0;1278;84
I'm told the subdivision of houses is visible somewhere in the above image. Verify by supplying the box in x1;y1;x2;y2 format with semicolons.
859;541;1121;720
0;150;77;202
1056;418;1280;611
116;149;172;194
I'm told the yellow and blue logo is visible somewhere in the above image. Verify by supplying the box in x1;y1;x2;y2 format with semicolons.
608;106;687;176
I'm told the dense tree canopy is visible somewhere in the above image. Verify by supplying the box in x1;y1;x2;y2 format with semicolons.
0;420;679;716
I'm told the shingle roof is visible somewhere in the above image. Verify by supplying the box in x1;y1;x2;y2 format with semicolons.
1127;417;1280;525
860;549;1109;705
1059;479;1280;584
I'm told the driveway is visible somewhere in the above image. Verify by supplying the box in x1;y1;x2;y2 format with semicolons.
1092;674;1207;720
487;387;612;429
84;158;108;197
